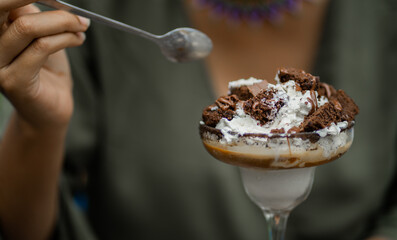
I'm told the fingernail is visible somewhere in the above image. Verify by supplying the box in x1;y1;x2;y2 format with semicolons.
77;32;86;41
77;16;91;27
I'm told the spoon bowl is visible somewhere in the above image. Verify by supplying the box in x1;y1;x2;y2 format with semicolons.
158;28;213;62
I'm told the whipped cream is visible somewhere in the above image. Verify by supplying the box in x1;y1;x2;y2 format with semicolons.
228;77;263;89
214;78;348;145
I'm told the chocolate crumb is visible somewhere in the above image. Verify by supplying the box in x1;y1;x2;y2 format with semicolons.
300;102;342;132
229;86;252;101
244;89;285;125
331;99;343;111
318;82;337;99
202;95;240;127
331;90;359;122
287;126;301;133
271;128;285;134
278;67;319;91
215;94;239;111
230;80;269;100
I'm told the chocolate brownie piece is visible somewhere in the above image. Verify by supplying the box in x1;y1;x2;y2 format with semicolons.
331;90;360;122
243;89;285;125
230;80;269;100
317;82;337;99
300;102;342;132
202;95;239;127
278;67;319;91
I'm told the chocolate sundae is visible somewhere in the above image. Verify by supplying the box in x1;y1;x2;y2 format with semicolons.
199;68;359;169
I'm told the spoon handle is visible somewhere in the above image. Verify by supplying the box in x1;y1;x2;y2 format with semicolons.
36;0;157;41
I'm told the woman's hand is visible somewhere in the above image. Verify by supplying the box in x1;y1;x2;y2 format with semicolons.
0;0;90;132
0;2;90;239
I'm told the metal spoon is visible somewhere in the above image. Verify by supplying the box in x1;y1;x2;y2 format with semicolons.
36;0;213;62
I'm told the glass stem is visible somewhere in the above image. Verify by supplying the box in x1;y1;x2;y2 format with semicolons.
263;210;290;240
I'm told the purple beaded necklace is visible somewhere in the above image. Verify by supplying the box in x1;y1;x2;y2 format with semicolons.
194;0;311;24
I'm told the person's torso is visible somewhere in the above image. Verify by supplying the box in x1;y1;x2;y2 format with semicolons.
64;0;397;240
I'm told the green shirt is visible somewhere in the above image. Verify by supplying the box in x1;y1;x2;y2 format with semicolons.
1;0;397;240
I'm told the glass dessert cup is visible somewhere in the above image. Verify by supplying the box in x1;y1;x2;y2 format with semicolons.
199;124;354;240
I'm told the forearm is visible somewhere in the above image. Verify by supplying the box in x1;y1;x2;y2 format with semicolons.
0;0;89;238
0;112;68;240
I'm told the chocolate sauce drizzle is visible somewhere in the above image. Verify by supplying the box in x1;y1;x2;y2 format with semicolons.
306;90;319;115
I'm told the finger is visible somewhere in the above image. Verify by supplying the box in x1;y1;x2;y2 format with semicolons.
0;11;10;33
0;4;40;34
0;0;37;12
8;4;40;21
0;1;37;33
0;32;86;93
0;4;39;49
45;44;73;73
0;10;90;67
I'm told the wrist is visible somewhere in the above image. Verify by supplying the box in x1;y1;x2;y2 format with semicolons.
12;111;70;139
4;86;74;133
